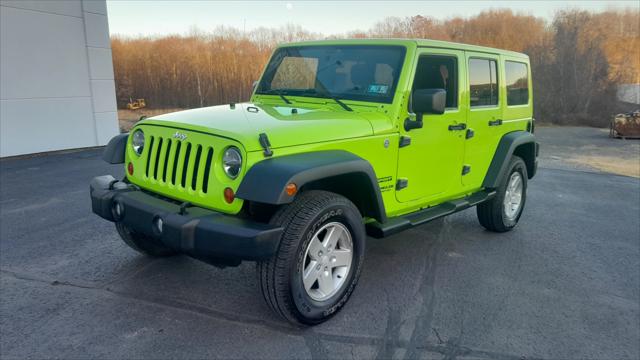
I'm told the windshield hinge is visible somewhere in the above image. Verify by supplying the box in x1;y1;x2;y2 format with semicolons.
399;136;411;148
259;133;273;157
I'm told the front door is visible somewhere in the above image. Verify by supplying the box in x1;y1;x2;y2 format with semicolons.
396;48;467;204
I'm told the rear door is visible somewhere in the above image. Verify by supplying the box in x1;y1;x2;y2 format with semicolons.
462;52;502;189
501;56;533;133
396;48;467;203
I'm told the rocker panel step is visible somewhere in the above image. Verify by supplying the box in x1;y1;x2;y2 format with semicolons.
366;190;496;238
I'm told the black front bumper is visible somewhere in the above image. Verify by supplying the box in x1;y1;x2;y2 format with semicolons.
90;175;283;265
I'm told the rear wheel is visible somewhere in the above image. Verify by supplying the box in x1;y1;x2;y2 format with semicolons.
115;222;178;257
477;156;528;232
257;191;365;325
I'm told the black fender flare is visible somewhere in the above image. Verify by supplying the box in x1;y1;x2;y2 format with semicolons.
236;150;387;222
102;133;129;164
483;131;538;189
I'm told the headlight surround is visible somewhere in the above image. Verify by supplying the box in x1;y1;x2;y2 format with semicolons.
222;147;242;179
132;129;145;156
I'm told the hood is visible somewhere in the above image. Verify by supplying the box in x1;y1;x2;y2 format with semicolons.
142;103;385;152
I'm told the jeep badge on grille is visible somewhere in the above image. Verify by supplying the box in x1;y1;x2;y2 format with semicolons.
172;131;187;141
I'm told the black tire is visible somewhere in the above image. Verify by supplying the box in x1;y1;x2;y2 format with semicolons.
477;156;528;232
115;222;178;257
257;190;366;325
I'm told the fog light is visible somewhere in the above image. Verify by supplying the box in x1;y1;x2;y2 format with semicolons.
153;216;163;235
112;201;124;220
127;162;134;176
223;187;235;204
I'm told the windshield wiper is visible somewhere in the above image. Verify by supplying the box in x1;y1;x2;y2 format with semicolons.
308;73;353;111
311;88;352;112
261;89;292;105
276;91;292;105
327;94;352;112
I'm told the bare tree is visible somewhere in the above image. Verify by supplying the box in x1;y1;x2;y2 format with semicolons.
111;9;639;127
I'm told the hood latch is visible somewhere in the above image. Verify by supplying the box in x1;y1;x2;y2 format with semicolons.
259;133;273;157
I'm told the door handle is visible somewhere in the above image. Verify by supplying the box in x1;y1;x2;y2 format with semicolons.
488;119;503;126
448;123;467;131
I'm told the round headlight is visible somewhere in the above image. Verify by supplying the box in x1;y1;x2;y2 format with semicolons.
222;147;242;179
132;129;144;156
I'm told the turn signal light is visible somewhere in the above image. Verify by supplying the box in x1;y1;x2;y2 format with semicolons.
223;187;235;203
127;162;134;175
285;183;297;196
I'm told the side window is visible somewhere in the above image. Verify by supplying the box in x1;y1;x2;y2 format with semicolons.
412;55;458;109
469;58;498;107
505;61;529;106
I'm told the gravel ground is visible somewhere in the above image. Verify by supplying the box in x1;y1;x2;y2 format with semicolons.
535;125;639;177
1;127;639;359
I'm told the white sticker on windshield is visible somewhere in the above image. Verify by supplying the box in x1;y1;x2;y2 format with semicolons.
367;84;389;94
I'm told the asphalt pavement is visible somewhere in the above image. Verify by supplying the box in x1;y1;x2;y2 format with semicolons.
1;143;639;359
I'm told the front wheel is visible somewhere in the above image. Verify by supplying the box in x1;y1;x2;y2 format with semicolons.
257;191;365;325
477;156;528;232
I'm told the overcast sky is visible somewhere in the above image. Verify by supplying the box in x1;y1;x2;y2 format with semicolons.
107;0;639;37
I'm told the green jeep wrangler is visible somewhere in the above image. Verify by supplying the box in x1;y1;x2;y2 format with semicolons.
91;39;537;325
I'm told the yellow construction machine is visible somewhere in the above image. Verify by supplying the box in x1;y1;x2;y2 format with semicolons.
126;98;146;110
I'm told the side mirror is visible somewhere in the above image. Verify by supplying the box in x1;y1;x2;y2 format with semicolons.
404;89;447;131
413;88;446;115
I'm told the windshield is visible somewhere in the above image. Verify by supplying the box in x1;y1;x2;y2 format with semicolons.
256;45;406;104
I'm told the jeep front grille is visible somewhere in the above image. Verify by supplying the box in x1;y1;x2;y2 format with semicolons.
144;135;215;193
128;125;243;213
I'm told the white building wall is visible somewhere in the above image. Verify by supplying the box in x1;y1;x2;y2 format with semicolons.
0;0;119;157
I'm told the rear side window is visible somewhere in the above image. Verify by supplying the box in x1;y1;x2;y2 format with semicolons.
469;58;498;107
505;61;529;106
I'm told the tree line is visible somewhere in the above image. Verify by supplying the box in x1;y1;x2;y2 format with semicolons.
112;9;639;126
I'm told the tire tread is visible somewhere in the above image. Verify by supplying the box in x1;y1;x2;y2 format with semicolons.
477;156;528;233
257;190;363;324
